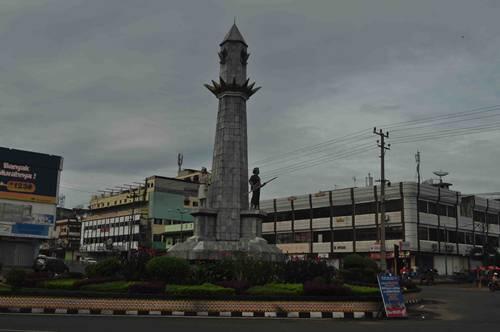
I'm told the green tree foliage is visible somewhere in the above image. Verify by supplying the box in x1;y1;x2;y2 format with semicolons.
85;257;122;278
146;256;190;283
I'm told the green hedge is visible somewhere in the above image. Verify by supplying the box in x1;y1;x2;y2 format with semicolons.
165;283;235;297
345;284;380;296
246;283;303;296
146;256;190;284
80;281;136;293
0;283;11;293
42;279;79;290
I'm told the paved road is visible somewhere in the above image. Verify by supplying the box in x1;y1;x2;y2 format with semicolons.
0;284;498;332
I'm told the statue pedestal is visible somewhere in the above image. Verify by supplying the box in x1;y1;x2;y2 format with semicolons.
168;208;284;262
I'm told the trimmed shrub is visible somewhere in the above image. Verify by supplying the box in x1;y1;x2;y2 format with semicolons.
66;272;85;279
73;277;121;289
146;256;190;284
341;254;379;284
6;269;27;288
81;280;136;293
23;271;53;288
122;252;151;281
42;278;79;290
215;280;250;294
246;283;303;296
303;280;352;296
345;284;380;296
128;281;165;295
343;254;378;270
165;283;235;297
85;258;122;278
281;259;336;283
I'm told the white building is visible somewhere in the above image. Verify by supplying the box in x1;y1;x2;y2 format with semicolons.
260;181;500;275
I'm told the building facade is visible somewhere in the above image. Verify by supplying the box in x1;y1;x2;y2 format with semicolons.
260;182;500;274
165;181;500;274
80;175;199;256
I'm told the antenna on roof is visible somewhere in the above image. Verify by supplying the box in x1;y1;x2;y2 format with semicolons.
433;169;449;183
177;153;183;174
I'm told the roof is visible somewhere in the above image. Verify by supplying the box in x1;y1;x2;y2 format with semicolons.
220;23;247;46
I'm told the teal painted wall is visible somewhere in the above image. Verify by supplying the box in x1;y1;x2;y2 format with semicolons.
148;192;193;222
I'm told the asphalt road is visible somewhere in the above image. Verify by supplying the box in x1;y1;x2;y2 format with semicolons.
0;284;499;332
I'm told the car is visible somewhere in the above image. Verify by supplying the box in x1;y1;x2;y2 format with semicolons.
33;256;69;275
81;257;97;264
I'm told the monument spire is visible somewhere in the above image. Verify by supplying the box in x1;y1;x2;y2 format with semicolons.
168;24;283;262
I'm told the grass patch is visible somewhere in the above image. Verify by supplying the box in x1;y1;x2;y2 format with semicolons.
0;283;11;292
246;283;303;296
165;283;235;297
42;279;79;290
345;284;380;296
80;281;136;293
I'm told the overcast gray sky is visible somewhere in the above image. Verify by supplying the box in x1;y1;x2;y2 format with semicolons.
1;0;500;208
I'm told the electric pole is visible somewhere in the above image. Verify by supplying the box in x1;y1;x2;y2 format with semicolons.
374;127;390;272
415;151;421;184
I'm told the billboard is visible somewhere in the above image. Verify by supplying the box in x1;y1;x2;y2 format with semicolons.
0;199;56;238
0;147;62;204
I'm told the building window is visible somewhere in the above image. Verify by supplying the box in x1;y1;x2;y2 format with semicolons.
192;201;199;207
277;233;294;244
473;211;486;223
418;226;429;241
294;231;312;243
334;229;353;242
418;200;428;213
447;206;457;218
184;199;190;206
486;213;498;225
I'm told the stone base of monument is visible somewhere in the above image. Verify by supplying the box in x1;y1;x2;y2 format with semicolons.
168;208;285;262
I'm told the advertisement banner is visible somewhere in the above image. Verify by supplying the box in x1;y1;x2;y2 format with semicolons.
377;274;407;318
0;200;55;239
0;147;62;204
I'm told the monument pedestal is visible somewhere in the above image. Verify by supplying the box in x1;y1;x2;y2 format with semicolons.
168;208;284;261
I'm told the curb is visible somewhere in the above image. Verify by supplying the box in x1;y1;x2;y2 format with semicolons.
0;307;379;319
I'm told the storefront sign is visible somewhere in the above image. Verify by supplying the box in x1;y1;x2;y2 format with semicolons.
377;274;407;318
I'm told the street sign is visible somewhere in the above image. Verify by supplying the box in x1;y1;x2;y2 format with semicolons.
377;274;407;318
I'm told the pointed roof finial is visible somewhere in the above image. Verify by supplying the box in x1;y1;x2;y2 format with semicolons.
220;21;247;46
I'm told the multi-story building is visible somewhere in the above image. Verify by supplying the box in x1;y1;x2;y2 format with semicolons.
161;180;500;274
40;207;87;261
260;181;500;274
80;175;199;256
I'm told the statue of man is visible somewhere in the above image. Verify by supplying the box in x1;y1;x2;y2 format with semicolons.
198;167;210;207
249;167;262;210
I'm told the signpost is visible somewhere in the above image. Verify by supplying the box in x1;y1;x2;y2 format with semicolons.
377;274;407;318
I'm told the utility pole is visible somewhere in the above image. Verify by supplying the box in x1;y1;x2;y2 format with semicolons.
415;151;421;184
374;127;390;272
444;224;448;276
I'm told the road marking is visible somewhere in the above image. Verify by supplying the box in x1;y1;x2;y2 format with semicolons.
0;329;56;332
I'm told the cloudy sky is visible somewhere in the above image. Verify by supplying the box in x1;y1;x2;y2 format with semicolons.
1;0;500;208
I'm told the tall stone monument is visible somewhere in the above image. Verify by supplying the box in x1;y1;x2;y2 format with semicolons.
168;23;283;261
